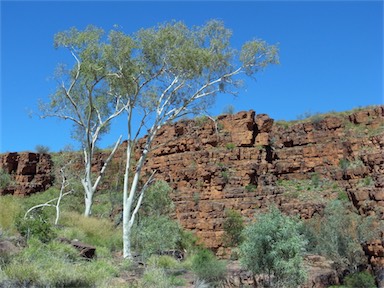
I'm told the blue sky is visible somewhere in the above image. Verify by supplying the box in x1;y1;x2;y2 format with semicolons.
1;1;383;153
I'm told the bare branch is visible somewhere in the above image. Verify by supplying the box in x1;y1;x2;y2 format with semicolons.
92;135;122;191
129;170;157;227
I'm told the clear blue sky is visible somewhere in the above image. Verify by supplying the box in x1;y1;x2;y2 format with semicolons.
1;1;383;153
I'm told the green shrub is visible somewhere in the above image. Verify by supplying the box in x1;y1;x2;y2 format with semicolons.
343;271;376;288
221;171;229;183
147;255;181;269
222;209;244;247
141;180;174;217
303;201;382;272
240;207;307;288
4;238;117;287
0;195;22;232
20;187;60;218
245;183;257;192
358;176;374;187
222;105;235;115
310;172;321;188
177;229;199;252
139;266;172;288
35;145;50;154
15;209;56;243
193;192;200;205
191;249;227;284
339;158;350;172
337;190;349;202
59;211;122;251
132;216;181;259
0;169;12;190
225;143;235;150
195;115;208;127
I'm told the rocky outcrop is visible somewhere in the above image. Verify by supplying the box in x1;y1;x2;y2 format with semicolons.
0;152;54;196
1;106;383;276
137;106;383;248
133;106;384;275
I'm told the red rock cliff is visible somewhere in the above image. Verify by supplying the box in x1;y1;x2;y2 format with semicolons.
134;106;384;274
0;152;54;196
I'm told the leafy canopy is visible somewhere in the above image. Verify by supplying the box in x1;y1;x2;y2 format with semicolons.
43;20;278;143
240;207;307;288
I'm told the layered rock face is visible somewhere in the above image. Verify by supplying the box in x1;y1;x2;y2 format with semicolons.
1;106;383;274
0;152;53;196
136;106;384;274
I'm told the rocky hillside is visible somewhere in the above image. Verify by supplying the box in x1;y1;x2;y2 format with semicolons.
1;105;383;272
135;105;384;273
0;152;53;196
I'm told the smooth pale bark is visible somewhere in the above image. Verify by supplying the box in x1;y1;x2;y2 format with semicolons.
83;135;122;216
123;130;157;258
121;71;245;259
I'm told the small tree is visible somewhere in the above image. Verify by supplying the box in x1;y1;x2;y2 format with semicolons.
240;207;307;288
222;209;244;247
40;26;126;216
35;145;50;154
24;163;73;225
112;20;279;258
43;20;279;258
191;248;227;284
303;200;383;273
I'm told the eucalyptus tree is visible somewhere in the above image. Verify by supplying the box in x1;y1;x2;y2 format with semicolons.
240;207;307;287
40;26;125;216
42;20;278;257
105;20;279;258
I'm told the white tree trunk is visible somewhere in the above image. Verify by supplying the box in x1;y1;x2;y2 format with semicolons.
82;153;94;217
82;136;122;217
122;135;155;258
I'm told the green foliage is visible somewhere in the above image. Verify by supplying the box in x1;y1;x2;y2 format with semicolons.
59;211;122;251
35;144;50;154
222;209;244;247
177;229;200;252
337;190;349;202
191;249;227;284
278;177;343;203
240;207;307;288
296;111;319;120
3;238;117;287
145;255;186;287
0;169;12;190
195;115;209;126
240;39;279;75
46;19;278;144
221;170;230;183
139;266;172;288
141;180;175;217
20;187;61;218
303;201;382;271
357;176;374;187
310;172;321;188
339;158;350;172
147;255;181;270
0;196;22;232
245;183;257;192
132;216;181;259
343;271;376;288
193;192;200;205
222;105;235;115
15;209;56;243
225;142;235;150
